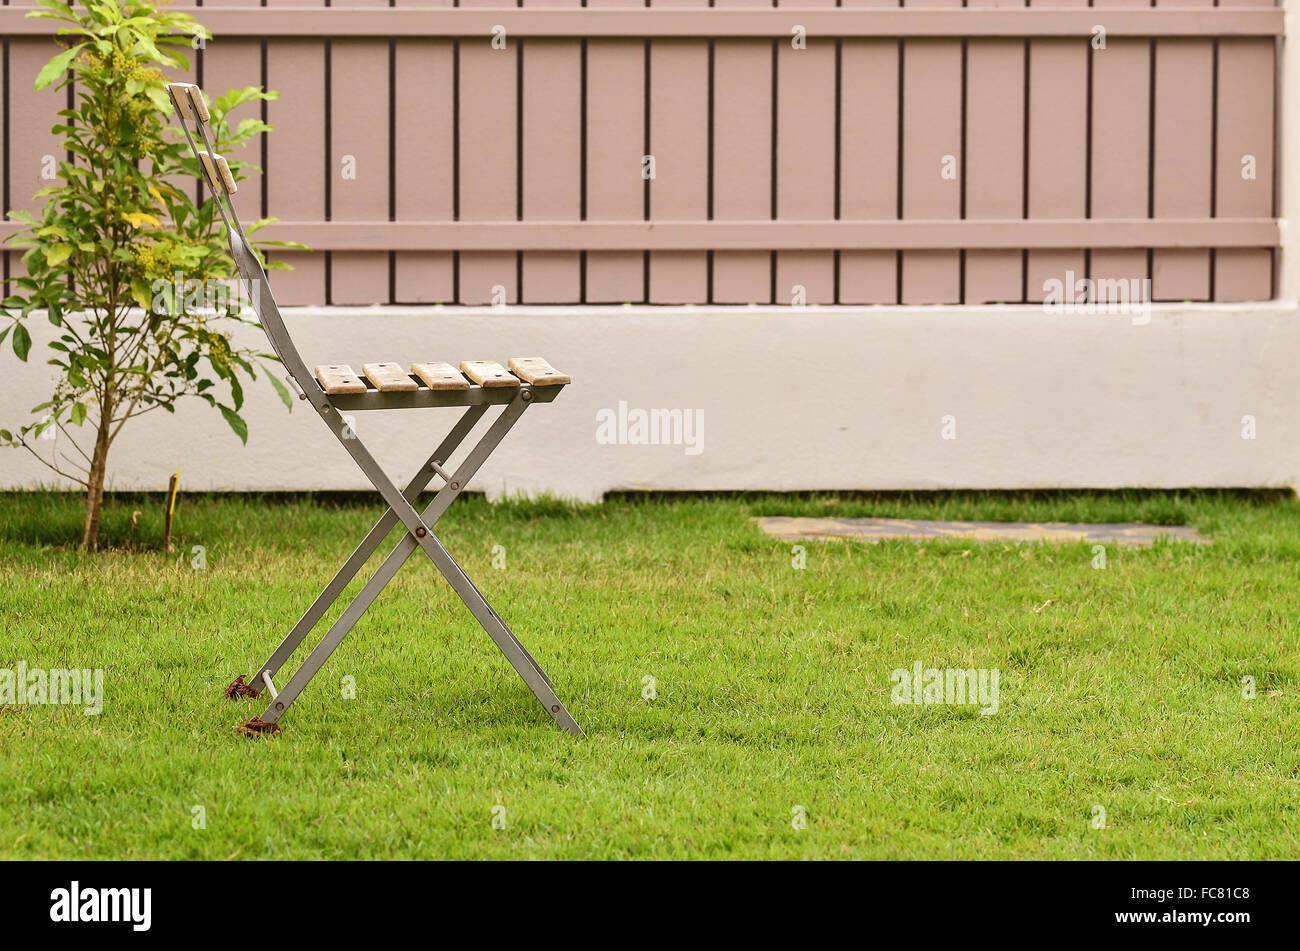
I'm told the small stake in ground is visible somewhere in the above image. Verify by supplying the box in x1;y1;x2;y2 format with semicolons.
163;466;179;553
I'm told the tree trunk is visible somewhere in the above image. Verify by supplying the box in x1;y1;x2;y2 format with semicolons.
82;414;112;550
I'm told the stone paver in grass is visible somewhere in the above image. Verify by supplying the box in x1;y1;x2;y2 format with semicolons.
757;517;1210;546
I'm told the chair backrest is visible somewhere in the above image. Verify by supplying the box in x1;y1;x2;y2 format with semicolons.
166;83;317;403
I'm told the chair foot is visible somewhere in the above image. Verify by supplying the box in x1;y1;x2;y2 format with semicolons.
237;717;282;738
225;674;261;699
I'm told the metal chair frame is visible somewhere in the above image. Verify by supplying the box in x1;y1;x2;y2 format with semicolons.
167;83;583;737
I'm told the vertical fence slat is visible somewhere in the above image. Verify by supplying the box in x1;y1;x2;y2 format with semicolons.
457;0;518;304
900;29;961;304
648;0;709;304
839;5;898;304
1;34;6;286
521;11;582;304
1026;30;1087;304
1089;22;1150;301
198;19;262;229
162;5;200;226
776;1;836;305
1214;26;1274;300
393;0;456;304
264;0;327;304
1152;0;1214;301
329;17;391;306
712;0;772;305
584;26;645;303
964;26;1023;305
5;38;63;284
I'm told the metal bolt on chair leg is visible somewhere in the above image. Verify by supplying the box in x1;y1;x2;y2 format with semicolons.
260;669;279;700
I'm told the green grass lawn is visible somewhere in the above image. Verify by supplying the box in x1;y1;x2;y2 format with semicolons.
1;489;1297;859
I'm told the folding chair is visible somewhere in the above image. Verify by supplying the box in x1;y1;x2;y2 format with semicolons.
166;83;584;737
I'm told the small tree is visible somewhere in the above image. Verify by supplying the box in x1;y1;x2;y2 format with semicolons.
0;0;297;548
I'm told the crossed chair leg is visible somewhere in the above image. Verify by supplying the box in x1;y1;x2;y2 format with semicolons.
226;388;584;737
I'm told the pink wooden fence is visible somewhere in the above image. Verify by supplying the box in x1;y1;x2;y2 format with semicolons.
0;4;1281;305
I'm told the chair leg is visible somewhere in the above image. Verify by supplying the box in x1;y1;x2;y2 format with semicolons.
253;539;405;728
229;405;488;699
245;390;583;736
252;501;581;736
447;564;553;688
413;533;584;736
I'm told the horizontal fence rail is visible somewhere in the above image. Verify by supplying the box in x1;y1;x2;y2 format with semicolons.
1;4;1282;305
0;9;1288;39
0;219;1272;252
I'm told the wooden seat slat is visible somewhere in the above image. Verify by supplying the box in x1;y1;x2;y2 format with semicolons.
410;362;471;391
363;362;419;392
507;357;571;386
314;364;367;395
459;360;520;388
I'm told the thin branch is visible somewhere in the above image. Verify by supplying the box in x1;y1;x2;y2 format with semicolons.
53;420;93;465
18;439;89;488
114;401;165;424
56;448;90;478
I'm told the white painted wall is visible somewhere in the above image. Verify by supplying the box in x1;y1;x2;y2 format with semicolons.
2;303;1297;499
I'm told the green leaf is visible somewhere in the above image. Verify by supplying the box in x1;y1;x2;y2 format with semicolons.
265;371;295;411
12;324;31;362
130;278;152;311
34;43;83;91
69;402;86;426
44;243;73;267
25;9;78;25
256;239;311;253
219;404;248;444
39;1;77;19
145;85;172;114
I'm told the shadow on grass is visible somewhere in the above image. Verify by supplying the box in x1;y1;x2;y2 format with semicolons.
610;487;1296;526
0;486;1295;551
0;489;597;551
